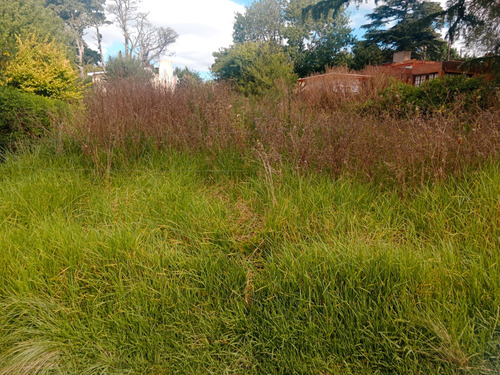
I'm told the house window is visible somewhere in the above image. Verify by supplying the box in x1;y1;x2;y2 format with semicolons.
414;75;426;87
414;73;439;86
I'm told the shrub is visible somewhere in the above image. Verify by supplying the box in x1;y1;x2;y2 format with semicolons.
105;53;154;82
1;33;81;101
174;66;204;87
367;75;499;117
0;85;67;143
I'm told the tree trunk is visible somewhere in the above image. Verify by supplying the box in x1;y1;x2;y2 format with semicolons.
76;36;85;79
96;26;106;70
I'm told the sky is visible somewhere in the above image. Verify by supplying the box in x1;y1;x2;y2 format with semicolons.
85;0;449;78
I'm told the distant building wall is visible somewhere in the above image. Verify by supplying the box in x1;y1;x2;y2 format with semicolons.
158;59;176;89
87;71;106;85
298;72;373;93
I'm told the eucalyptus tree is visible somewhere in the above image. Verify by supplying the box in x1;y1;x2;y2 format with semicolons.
107;0;140;58
134;14;178;67
107;0;178;67
46;0;106;78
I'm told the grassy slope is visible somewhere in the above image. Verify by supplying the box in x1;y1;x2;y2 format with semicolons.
0;146;498;374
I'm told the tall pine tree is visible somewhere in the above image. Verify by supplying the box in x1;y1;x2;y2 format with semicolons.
362;0;447;61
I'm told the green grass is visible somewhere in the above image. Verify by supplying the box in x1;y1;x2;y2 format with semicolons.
0;145;498;374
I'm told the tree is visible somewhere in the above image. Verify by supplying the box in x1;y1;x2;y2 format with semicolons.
105;52;153;81
174;67;203;86
232;0;354;77
303;0;366;19
362;0;447;61
107;0;178;67
83;45;101;66
284;0;354;76
0;0;67;72
304;0;499;57
233;0;287;44
45;0;106;78
1;33;81;100
349;40;385;70
90;9;110;70
134;15;178;67
107;0;140;58
444;0;499;56
211;42;297;96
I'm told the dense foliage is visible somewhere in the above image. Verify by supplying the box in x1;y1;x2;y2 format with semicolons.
174;67;203;86
230;0;354;78
306;0;499;57
364;75;499;116
1;34;81;101
0;85;67;142
362;0;448;61
45;0;107;77
105;52;154;81
212;42;297;96
0;0;67;71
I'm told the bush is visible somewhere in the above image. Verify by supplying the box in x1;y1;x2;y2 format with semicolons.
105;53;154;82
1;33;81;101
0;85;67;143
366;75;499;117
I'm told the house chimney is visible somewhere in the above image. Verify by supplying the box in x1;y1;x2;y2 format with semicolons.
393;51;411;63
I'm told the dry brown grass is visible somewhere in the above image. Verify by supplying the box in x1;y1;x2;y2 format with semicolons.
66;76;500;187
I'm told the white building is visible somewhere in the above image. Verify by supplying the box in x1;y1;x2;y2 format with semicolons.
157;59;176;89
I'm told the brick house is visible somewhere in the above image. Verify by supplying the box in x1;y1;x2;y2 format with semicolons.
298;51;487;92
377;51;484;86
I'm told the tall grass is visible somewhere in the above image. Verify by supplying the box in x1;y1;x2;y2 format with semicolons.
65;77;499;188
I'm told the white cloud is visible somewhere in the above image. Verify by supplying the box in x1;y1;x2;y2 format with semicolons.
85;0;244;73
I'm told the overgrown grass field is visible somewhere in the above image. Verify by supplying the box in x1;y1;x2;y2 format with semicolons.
0;78;499;373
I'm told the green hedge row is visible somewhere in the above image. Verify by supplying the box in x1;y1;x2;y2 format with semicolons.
0;85;68;144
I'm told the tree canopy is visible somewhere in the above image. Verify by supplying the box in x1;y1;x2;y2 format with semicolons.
211;42;297;96
304;0;499;57
0;0;67;71
233;0;287;44
444;0;499;55
231;0;354;77
362;0;447;61
285;0;354;76
45;0;107;77
107;0;178;67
